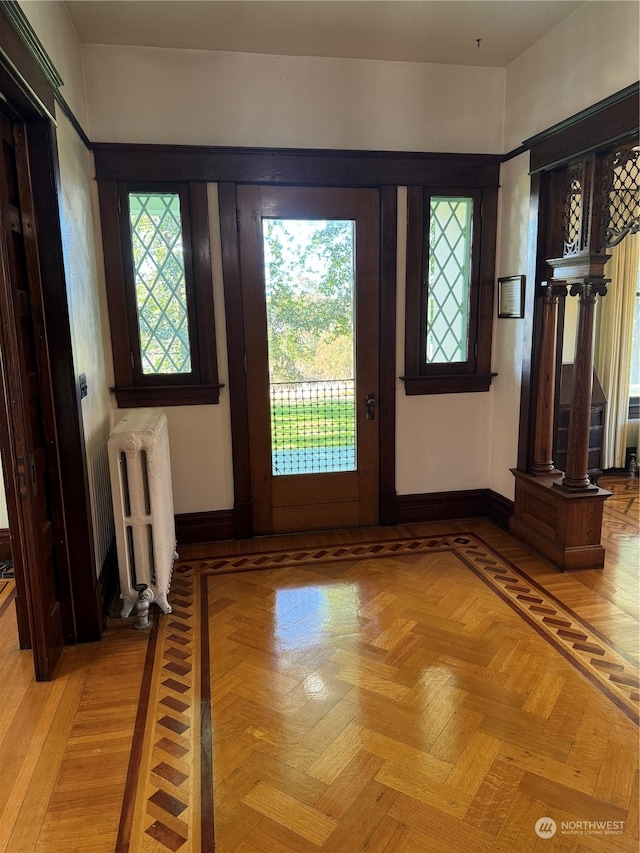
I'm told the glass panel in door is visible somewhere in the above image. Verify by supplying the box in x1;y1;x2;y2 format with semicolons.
262;219;356;475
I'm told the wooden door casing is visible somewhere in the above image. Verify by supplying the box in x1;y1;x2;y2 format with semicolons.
0;111;66;679
238;185;380;535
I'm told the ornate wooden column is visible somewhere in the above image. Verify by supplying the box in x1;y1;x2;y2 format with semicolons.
511;153;619;571
561;280;607;489
530;282;567;475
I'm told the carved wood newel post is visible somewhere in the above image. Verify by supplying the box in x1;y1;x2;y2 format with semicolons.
511;137;640;571
561;279;607;489
530;282;567;475
542;154;611;491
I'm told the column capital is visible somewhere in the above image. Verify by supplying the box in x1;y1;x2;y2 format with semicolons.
568;278;609;298
538;281;568;303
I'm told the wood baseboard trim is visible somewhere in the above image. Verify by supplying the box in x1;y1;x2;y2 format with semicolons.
487;490;515;530
175;510;235;546
396;489;489;524
396;489;514;527
173;493;515;545
0;528;11;561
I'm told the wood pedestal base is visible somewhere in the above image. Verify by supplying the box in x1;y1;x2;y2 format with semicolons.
509;469;611;571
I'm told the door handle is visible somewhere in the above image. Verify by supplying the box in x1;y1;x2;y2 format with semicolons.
365;394;376;420
28;452;37;498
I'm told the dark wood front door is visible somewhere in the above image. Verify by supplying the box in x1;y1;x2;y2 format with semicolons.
238;186;380;534
0;110;65;679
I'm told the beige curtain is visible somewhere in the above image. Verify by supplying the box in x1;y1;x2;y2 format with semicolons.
595;232;639;468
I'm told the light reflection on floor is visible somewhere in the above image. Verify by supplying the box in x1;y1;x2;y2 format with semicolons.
274;583;361;656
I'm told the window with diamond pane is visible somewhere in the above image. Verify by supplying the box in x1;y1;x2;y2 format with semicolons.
426;198;473;364
129;192;192;375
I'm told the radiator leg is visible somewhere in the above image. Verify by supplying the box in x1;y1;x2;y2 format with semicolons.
155;592;172;615
120;592;137;619
133;583;152;630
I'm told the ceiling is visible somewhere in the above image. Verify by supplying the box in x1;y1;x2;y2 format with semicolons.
63;1;586;68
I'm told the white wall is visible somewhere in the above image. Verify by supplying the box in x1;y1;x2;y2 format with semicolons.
55;109;115;572
487;153;531;501
504;1;639;151
82;44;505;153
20;1;115;573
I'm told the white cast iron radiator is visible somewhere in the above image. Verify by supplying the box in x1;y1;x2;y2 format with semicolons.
107;408;177;618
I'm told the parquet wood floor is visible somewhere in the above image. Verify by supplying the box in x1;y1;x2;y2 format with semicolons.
0;476;638;852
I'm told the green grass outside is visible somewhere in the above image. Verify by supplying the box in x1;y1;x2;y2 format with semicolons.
270;399;355;450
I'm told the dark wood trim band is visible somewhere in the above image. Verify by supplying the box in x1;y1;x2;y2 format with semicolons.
524;82;639;150
379;185;397;525
0;527;11;561
94;144;501;188
54;91;91;150
175;510;235;546
0;1;62;89
0;2;56;121
501;144;529;163
0;1;92;155
112;384;224;408
527;82;639;173
396;488;513;527
218;182;252;539
401;373;496;395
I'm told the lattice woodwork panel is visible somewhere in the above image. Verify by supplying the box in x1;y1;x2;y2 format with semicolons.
563;164;583;255
601;147;640;248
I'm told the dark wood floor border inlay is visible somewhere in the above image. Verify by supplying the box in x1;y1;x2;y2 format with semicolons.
452;546;638;725
200;573;215;852
471;532;640;669
0;578;16;618
115;615;160;853
116;565;204;853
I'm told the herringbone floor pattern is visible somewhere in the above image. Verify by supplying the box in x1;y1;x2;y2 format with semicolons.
1;476;638;852
205;544;638;853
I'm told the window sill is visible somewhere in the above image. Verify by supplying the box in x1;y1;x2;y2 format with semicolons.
112;384;224;408
400;373;497;395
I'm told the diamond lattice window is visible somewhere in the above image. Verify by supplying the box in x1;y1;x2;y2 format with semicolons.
426;198;473;364
129;192;192;374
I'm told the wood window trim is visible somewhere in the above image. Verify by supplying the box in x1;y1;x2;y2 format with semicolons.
98;179;222;407
402;184;498;395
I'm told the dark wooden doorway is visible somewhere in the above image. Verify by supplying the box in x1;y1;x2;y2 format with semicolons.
0;109;67;679
237;186;380;534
